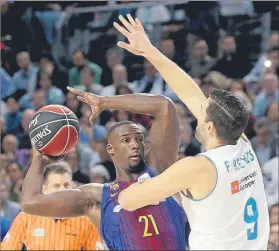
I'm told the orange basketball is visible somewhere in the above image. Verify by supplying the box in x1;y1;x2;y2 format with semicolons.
29;105;80;156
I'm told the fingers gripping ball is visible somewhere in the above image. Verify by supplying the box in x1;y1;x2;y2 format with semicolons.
29;105;80;156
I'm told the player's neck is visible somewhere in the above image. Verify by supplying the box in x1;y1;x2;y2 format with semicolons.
115;167;145;182
205;139;226;151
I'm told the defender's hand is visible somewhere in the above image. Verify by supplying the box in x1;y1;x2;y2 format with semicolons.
113;14;153;56
67;86;103;124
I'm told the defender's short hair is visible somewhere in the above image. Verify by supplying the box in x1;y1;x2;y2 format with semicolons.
206;89;249;144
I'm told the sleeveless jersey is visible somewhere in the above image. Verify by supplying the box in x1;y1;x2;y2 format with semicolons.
180;137;270;250
101;168;186;250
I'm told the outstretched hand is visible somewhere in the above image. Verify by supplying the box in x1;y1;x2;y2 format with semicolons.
113;14;153;56
67;86;103;124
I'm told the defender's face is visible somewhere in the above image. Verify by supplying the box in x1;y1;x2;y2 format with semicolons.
109;124;145;173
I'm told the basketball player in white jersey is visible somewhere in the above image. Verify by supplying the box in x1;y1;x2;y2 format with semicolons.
114;15;270;250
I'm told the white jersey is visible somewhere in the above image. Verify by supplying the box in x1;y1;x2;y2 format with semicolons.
181;137;270;250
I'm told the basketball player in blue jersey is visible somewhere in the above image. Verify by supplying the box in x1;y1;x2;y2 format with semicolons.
21;91;186;250
113;15;270;250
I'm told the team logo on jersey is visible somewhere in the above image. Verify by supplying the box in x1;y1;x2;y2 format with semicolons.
231;181;240;194
109;183;119;191
231;170;257;194
138;173;151;182
113;205;122;213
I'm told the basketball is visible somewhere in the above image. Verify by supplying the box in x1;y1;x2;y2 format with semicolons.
29;105;80;156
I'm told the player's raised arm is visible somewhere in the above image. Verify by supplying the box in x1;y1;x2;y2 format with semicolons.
21;148;102;218
113;14;207;120
67;87;180;173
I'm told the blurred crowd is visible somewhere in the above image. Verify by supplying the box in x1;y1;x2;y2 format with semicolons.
1;1;278;250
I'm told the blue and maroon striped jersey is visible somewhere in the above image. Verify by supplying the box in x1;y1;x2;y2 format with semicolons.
100;168;186;250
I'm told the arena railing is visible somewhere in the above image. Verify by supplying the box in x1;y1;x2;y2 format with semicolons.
52;0;188;72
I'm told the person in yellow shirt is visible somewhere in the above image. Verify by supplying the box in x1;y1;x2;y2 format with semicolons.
1;161;104;250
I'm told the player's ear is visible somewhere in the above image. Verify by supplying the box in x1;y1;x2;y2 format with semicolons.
207;121;215;134
42;184;47;194
107;144;114;156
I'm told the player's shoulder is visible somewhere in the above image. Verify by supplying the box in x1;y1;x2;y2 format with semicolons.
79;182;104;193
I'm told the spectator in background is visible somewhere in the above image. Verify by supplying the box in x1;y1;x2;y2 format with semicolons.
3;89;25;136
0;65;11;99
262;157;278;208
130;59;165;95
64;146;90;185
90;129;115;182
244;47;279;86
65;91;82;118
268;31;279;50
17;109;35;150
186;39;216;78
250;117;278;166
100;64;131;96
7;52;38;96
253;73;279;118
1;161;103;251
243;31;279;85
233;90;256;139
2;135;18;155
101;47;123;87
37;72;65;105
136;4;171;25
0;116;7;144
76;67;103;94
211;35;251;78
89;164;110;184
0;216;11;241
38;51;68;94
199;79;216;98
266;102;279;137
160;38;185;68
69;49;103;86
179;119;201;157
6;162;24;202
269;204;279;249
0;183;20;222
31;90;47;111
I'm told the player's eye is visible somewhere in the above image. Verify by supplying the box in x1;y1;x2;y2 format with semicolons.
122;138;128;143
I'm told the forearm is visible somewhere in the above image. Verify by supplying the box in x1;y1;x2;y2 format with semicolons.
144;46;207;119
21;156;43;207
100;93;171;117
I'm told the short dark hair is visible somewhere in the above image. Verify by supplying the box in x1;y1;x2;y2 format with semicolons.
43;162;72;181
6;161;22;172
206;89;249;144
72;48;86;58
254;117;269;131
108;120;137;138
267;46;279;54
81;66;95;77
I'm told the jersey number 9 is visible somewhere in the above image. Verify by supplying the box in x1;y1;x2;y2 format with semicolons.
244;197;259;240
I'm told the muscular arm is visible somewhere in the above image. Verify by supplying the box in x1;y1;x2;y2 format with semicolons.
21;152;103;218
119;156;217;211
144;46;207;120
100;94;180;173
